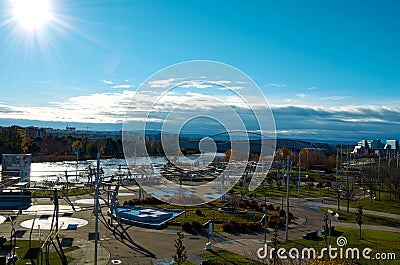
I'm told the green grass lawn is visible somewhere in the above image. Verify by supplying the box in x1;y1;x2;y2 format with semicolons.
200;249;263;265
173;260;195;265
230;184;337;198
32;187;95;197
319;207;400;228
198;227;400;265
279;227;400;265
329;191;400;215
0;240;78;265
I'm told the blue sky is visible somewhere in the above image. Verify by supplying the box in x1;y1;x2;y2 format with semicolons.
0;0;400;141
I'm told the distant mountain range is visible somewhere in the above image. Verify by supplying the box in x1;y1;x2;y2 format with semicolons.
0;118;372;145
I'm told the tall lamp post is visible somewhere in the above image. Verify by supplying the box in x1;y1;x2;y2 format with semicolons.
285;156;291;241
298;151;301;204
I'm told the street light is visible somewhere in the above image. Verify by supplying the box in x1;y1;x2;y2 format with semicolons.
285;156;291;241
298;151;301;203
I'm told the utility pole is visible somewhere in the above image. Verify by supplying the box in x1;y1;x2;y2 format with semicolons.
346;146;350;213
76;151;79;182
94;153;100;265
263;205;267;244
336;151;340;210
388;152;392;198
285;156;291;241
378;155;381;201
298;152;301;204
65;170;69;199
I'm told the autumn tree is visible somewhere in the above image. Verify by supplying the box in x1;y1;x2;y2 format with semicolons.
0;126;25;155
72;140;83;155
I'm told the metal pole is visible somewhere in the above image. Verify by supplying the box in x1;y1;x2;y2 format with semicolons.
346;146;350;213
264;206;267;244
378;155;381;200
65;170;68;199
306;149;309;171
94;153;100;265
336;151;340;211
298;152;301;203
54;189;59;231
286;156;290;241
76;152;79;182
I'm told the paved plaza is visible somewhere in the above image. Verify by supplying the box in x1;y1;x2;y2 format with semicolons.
0;190;398;264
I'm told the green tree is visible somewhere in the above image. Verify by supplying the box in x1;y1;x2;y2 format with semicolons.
173;232;187;265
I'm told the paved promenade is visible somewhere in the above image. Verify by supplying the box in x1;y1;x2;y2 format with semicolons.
0;193;399;264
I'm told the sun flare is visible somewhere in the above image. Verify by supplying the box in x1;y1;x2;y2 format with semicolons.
11;0;53;30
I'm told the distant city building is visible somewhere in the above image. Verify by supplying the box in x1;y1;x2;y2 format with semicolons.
358;140;370;149
25;126;47;138
370;139;384;150
46;127;122;140
1;154;31;187
352;145;364;154
353;138;399;154
385;139;399;151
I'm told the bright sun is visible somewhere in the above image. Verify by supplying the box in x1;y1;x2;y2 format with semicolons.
11;0;53;30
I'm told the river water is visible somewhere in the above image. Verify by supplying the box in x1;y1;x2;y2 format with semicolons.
29;152;226;183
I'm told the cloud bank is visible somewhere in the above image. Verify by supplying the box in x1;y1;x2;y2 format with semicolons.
0;90;399;141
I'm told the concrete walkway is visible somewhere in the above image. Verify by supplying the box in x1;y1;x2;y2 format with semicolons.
187;253;207;265
67;241;110;265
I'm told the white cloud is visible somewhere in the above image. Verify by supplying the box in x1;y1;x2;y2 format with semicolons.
148;78;183;88
111;84;132;89
319;96;352;100
218;86;243;91
213;80;231;85
296;93;306;99
148;79;241;89
304;86;317;91
180;81;213;89
102;80;114;85
1;90;400;140
267;83;286;87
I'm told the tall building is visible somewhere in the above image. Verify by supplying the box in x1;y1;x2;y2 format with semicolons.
358;140;370;149
385;139;399;152
25;126;47;138
370;139;384;150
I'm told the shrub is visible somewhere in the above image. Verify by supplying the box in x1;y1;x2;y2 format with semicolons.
123;197;164;206
237;222;248;233
191;221;203;233
267;204;275;211
195;209;204;216
279;209;286;218
181;222;194;234
222;222;234;234
248;222;263;232
267;215;284;228
222;220;263;233
122;200;135;206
